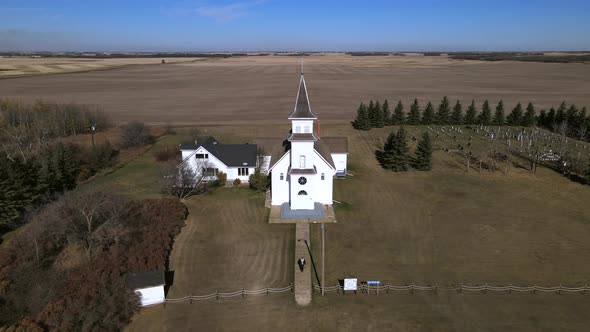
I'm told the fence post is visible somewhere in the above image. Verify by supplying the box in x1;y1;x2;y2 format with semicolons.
585;284;587;295
433;284;438;295
242;288;245;298
533;285;536;294
557;285;561;295
483;284;487;295
189;293;193;304
266;288;269;296
216;290;219;301
410;284;414;295
457;284;462;293
508;285;512;294
291;283;294;293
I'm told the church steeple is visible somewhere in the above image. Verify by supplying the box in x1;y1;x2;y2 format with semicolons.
288;74;317;120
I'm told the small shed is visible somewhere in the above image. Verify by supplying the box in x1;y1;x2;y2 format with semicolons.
126;271;166;306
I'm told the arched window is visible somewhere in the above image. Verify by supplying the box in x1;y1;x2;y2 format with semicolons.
299;155;306;168
298;190;308;196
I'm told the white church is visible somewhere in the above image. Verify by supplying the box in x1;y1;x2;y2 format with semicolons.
179;72;347;219
268;73;347;218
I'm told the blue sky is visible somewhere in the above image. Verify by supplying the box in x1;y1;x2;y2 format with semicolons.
1;0;589;52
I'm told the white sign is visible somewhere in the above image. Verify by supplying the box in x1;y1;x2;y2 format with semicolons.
343;278;358;291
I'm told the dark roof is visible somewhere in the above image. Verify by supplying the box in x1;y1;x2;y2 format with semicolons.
126;271;165;289
288;133;318;142
321;137;348;153
314;139;335;169
268;139;290;169
180;136;257;167
288;75;318;119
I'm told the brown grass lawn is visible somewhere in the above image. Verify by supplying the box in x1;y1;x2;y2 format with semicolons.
122;124;590;331
1;54;589;125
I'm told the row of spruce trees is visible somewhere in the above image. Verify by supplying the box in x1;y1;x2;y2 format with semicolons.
352;98;589;141
376;128;432;172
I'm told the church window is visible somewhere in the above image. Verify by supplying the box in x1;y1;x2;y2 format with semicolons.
280;173;284;180
321;173;325;180
238;168;249;176
295;126;301;133
298;190;308;196
299;155;306;168
304;126;310;133
298;177;307;185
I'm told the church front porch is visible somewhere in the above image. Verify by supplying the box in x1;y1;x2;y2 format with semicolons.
268;203;337;224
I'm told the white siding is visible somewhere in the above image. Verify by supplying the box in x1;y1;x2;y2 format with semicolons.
314;151;336;205
331;153;348;173
270;154;290;205
135;285;165;307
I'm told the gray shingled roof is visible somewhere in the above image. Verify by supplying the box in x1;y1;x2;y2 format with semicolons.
180;136;257;167
126;271;165;289
320;137;348;153
288;133;318;141
288;75;318;119
314;139;335;169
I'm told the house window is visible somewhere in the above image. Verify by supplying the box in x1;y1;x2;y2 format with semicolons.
298;190;307;196
280;173;284;180
299;155;306;168
203;168;218;176
238;168;249;176
196;153;208;159
321;173;325;180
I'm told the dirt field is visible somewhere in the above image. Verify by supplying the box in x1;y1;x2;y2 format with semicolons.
1;54;589;125
0;56;202;77
109;124;590;331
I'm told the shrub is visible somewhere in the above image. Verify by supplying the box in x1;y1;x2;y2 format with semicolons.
249;169;269;192
215;171;227;187
121;121;155;148
154;144;179;162
233;178;241;187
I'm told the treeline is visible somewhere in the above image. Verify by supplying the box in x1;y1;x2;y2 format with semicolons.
352;98;589;141
0;192;188;330
0;141;118;233
449;52;590;63
0;99;110;140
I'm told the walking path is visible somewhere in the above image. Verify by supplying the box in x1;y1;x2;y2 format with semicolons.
294;222;312;305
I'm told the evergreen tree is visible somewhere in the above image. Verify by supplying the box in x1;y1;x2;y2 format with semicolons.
566;104;578;136
450;100;463;124
555;101;567;125
52;143;79;191
368;100;384;128
381;99;392;125
421;102;435;125
376;128;410;171
492;100;505;126
507;102;524;126
546;107;556;130
537;110;547;128
464;100;478;125
477;100;492;125
392;100;405;125
414;132;432;171
407;99;422;125
352;103;371;130
435;96;451;124
522;102;536;127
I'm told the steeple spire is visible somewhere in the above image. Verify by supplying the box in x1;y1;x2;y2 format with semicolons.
288;74;317;119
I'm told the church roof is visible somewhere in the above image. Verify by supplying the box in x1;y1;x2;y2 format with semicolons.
320;137;348;153
180;136;258;168
314;139;335;169
288;74;318;120
288;133;318;142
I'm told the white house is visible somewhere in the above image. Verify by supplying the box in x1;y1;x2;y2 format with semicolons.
179;136;258;183
268;73;348;212
126;271;166;307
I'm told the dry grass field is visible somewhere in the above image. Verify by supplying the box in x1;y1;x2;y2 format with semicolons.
5;55;590;330
1;54;589;125
0;56;202;77
91;124;590;331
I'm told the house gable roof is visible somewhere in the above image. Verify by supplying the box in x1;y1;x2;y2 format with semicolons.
180;136;257;168
321;137;348;153
288;74;317;120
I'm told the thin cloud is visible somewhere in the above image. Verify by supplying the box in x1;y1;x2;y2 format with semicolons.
166;0;267;23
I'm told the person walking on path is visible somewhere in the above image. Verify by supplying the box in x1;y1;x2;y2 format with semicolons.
297;256;306;272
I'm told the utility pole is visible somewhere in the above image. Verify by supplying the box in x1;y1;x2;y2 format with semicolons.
91;124;96;149
321;222;325;296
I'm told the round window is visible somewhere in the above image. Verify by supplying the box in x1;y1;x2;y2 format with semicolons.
298;177;307;185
